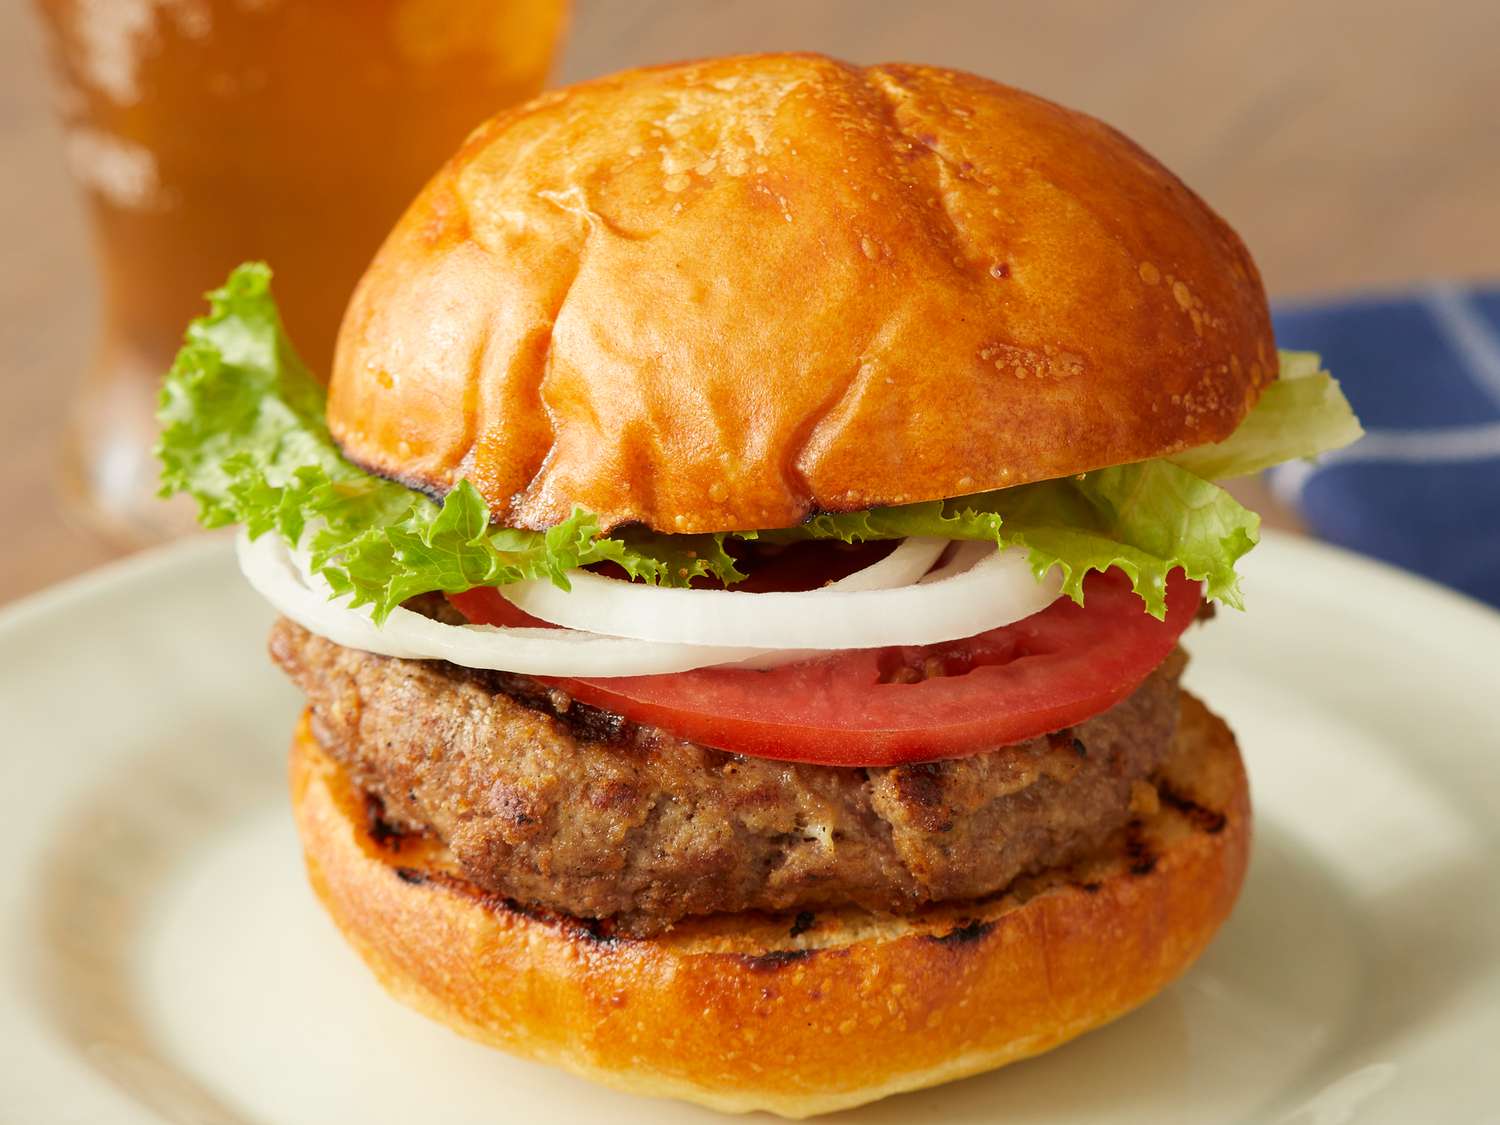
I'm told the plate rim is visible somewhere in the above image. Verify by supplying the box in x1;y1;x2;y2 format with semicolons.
0;529;235;636
3;526;1498;1123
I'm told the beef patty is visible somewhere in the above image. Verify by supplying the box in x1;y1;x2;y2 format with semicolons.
271;619;1185;936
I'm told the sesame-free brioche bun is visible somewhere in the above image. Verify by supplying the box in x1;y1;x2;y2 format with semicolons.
290;692;1250;1118
328;53;1276;535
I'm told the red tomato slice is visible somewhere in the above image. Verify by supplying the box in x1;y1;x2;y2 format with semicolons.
446;568;1201;767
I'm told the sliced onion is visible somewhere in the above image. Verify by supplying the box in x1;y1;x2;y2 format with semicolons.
729;540;988;670
239;529;1062;677
819;536;948;591
503;538;1061;649
237;532;771;676
918;539;995;584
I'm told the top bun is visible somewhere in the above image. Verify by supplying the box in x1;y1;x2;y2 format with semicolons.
329;53;1275;534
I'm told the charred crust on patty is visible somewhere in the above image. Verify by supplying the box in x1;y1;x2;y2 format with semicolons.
270;618;1188;936
455;667;647;748
287;687;1252;1114
887;763;956;833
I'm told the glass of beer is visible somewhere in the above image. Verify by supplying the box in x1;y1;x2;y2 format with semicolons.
35;0;568;543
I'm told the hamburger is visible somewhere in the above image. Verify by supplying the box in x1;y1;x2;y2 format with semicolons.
157;53;1362;1117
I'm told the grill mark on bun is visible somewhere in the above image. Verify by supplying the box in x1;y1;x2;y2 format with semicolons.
352;746;1232;962
926;919;996;946
365;792;418;851
1157;784;1228;835
789;910;817;938
1124;821;1158;877
386;861;636;947
736;948;817;972
289;689;1252;1112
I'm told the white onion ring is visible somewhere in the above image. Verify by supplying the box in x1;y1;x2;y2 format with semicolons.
239;529;1062;676
724;542;1002;669
237;532;770;676
918;539;995;584
815;536;949;591
503;538;1061;649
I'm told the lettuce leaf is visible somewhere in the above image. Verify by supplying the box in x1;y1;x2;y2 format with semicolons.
1169;350;1363;480
159;264;1352;625
157;264;744;622
764;461;1259;617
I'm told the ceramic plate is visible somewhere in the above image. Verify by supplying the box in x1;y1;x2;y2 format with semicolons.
2;531;1497;1122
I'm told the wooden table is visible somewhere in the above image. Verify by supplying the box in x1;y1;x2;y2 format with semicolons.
4;0;1497;604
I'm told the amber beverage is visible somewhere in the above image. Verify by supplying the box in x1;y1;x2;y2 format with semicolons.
35;0;567;543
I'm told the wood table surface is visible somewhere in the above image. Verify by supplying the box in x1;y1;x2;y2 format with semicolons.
3;0;1497;605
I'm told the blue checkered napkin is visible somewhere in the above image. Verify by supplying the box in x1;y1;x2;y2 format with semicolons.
1269;284;1500;608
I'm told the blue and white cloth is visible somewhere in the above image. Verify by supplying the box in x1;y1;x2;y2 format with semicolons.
1270;283;1500;609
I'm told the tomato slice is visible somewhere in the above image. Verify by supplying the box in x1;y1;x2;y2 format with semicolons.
446;567;1201;767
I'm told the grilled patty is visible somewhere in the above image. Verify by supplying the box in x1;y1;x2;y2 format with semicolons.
271;618;1185;936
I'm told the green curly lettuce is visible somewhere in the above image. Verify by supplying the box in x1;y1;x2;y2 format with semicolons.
760;350;1361;616
1170;350;1363;480
762;460;1259;616
157;264;745;622
158;264;1357;623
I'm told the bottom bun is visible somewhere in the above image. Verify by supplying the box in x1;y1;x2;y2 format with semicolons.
289;691;1250;1119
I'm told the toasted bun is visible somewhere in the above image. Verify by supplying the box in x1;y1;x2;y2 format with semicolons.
290;691;1250;1117
328;53;1275;534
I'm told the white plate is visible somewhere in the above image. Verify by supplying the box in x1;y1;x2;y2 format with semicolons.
1;531;1497;1123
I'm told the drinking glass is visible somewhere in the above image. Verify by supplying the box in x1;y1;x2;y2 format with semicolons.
35;0;568;543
